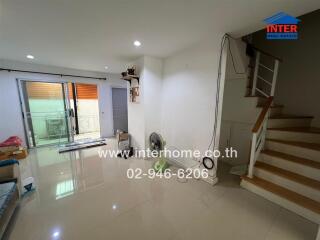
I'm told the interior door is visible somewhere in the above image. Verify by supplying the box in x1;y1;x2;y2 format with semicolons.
19;81;73;147
112;88;128;135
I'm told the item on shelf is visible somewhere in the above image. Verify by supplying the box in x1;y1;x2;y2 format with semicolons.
120;65;139;87
127;66;135;75
121;71;127;77
130;86;140;103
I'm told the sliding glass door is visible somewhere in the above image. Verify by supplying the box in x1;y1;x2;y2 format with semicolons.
19;80;101;148
19;81;73;147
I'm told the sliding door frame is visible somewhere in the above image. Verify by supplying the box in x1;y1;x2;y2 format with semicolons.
17;78;75;148
71;83;80;135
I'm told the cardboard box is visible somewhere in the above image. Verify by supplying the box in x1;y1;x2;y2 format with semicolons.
0;148;28;161
117;132;129;142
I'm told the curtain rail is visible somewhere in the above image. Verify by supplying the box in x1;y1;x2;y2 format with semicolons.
0;68;107;80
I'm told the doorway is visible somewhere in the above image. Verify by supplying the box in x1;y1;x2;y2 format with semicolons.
19;80;101;148
69;83;101;141
112;88;128;135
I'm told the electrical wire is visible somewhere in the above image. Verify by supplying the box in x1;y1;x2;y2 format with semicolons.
227;36;247;75
207;34;227;151
207;34;246;151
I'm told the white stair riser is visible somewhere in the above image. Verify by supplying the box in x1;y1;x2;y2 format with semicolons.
241;179;320;224
265;141;320;163
267;130;320;144
254;168;320;202
259;155;320;181
269;108;283;117
267;118;312;128
257;97;268;106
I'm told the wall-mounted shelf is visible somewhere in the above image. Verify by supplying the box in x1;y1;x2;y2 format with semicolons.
121;75;140;86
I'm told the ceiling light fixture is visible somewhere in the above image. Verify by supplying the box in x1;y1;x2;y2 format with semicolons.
104;66;108;70
133;40;141;47
26;55;34;59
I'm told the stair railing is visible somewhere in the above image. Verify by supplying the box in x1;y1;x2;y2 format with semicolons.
251;50;281;97
248;96;273;178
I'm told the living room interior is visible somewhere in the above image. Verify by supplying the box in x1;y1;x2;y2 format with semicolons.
0;1;319;240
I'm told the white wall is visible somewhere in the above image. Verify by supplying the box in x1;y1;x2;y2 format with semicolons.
127;57;145;150
219;39;260;166
252;10;320;127
127;56;163;150
126;36;228;184
161;35;227;166
0;59;126;146
143;56;163;148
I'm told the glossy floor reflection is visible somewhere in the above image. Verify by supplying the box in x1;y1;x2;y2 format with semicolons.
6;139;318;240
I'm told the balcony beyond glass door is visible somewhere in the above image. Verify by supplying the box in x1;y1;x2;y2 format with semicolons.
21;81;70;147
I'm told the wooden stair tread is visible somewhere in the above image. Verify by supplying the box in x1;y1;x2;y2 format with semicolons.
257;104;283;108
241;176;320;214
255;162;320;190
261;149;320;170
270;115;314;119
245;95;267;98
267;127;320;134
266;138;320;151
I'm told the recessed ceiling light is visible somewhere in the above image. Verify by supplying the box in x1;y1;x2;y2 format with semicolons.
133;40;141;47
26;55;34;59
104;66;108;70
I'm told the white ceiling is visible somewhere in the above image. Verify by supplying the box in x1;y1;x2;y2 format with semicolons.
0;0;319;73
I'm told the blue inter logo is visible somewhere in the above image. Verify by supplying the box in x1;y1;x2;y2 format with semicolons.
264;12;301;40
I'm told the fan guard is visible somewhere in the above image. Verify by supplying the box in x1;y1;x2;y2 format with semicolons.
149;132;165;152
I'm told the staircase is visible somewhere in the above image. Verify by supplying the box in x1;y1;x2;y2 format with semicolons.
238;45;320;238
241;108;320;224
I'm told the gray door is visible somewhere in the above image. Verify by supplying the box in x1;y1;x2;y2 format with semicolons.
112;88;128;135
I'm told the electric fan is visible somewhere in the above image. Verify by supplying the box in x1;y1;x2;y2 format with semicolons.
149;132;165;151
149;132;169;172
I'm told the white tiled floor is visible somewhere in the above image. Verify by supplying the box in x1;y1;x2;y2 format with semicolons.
5;139;318;240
